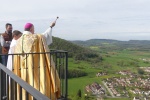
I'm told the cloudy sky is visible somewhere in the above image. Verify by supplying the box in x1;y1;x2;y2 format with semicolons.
0;0;150;41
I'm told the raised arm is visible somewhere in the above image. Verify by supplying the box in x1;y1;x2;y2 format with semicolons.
42;27;53;45
42;21;56;45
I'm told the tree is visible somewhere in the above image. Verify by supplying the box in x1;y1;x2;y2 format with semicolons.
137;68;144;75
77;89;82;98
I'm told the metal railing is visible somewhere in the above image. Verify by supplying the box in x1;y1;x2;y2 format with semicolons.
0;50;68;100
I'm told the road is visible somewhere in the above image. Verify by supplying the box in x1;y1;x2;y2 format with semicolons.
102;81;115;97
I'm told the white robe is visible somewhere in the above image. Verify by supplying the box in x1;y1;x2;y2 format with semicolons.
7;27;53;70
7;39;17;70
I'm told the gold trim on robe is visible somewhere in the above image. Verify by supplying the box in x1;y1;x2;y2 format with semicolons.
13;34;60;100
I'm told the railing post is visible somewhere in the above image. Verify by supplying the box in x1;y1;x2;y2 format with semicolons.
65;52;68;100
0;68;7;100
0;68;2;99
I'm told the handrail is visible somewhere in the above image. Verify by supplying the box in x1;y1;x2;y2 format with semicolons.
0;63;50;100
0;49;68;55
0;49;68;56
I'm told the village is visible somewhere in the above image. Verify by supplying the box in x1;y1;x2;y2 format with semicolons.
85;82;105;95
85;67;150;100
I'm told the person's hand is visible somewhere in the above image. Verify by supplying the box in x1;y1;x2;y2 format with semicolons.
50;22;55;28
6;41;11;44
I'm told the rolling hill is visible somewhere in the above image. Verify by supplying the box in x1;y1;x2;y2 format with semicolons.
50;37;102;61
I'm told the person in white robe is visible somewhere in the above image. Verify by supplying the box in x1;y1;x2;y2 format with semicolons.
7;30;22;70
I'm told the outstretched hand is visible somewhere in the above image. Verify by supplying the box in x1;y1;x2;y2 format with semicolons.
50;16;59;28
50;22;55;28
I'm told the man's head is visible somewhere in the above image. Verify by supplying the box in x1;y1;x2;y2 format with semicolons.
12;30;22;40
5;23;13;33
24;23;34;34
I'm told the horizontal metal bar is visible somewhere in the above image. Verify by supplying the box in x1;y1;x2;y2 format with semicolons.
0;50;68;56
50;49;68;53
0;63;50;100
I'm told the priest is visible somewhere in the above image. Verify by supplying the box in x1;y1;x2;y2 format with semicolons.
13;21;60;100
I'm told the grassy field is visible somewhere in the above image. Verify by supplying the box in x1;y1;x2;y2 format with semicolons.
67;50;150;100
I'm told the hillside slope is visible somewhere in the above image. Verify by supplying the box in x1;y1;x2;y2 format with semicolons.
50;37;101;61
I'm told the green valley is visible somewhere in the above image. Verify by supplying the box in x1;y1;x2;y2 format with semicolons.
51;38;150;100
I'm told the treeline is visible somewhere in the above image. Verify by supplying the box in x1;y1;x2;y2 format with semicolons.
59;68;88;79
68;69;87;78
50;37;102;62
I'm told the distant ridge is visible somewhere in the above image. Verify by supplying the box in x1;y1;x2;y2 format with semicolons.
71;39;150;45
71;39;150;51
72;39;150;43
71;39;122;46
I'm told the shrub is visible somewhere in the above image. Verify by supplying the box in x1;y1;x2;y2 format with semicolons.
68;69;88;78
